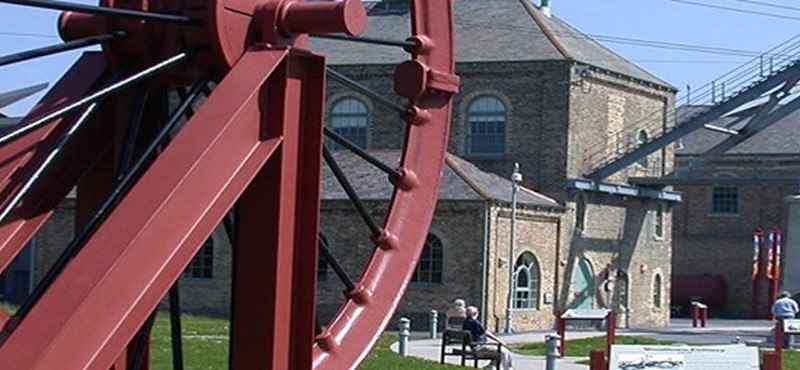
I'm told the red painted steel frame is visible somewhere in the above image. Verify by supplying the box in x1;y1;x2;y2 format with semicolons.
0;48;319;369
0;0;456;369
228;51;325;369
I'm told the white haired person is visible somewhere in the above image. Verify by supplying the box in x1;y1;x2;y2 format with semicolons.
462;305;514;370
446;298;467;329
772;291;799;349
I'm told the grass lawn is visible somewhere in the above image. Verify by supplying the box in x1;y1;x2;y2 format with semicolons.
148;312;462;369
147;314;800;369
510;335;676;357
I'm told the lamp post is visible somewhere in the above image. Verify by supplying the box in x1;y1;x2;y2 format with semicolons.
504;163;522;334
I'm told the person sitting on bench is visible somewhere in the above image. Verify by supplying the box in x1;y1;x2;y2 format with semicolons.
446;299;467;329
462;306;514;370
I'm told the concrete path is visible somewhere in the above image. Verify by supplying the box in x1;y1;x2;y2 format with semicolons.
391;318;777;369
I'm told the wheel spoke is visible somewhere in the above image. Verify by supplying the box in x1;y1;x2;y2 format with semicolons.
322;147;381;236
326;67;409;115
168;285;185;370
127;312;157;370
116;81;150;178
0;0;199;25
324;127;397;181
0;32;126;68
14;70;215;320
0;50;198;148
318;236;355;292
311;33;417;51
0;65;128;226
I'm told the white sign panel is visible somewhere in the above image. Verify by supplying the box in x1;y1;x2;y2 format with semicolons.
560;308;609;320
784;319;800;334
609;344;759;370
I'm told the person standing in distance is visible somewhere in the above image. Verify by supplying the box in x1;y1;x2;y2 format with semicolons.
772;291;800;349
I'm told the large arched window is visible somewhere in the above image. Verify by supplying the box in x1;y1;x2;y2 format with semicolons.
512;252;540;309
653;273;663;308
412;233;443;284
636;129;649;168
329;97;368;149
465;95;506;156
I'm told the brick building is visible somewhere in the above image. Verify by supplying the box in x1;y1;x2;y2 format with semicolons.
31;0;680;331
671;105;800;318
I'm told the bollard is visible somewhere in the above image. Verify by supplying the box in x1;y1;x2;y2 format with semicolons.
545;334;561;370
429;310;439;339
398;317;410;357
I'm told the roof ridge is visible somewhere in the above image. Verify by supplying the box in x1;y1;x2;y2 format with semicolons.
444;154;493;200
518;0;572;60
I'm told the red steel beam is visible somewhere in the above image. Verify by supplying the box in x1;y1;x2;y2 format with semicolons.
0;48;300;370
229;50;325;369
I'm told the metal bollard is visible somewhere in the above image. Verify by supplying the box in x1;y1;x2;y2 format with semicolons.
545;333;560;370
429;310;439;339
398;317;410;356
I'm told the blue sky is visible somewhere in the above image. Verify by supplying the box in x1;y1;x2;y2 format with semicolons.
1;0;799;115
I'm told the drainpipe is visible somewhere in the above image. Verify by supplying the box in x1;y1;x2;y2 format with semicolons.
480;202;489;327
540;0;552;18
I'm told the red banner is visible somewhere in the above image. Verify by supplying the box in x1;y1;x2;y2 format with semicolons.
752;229;763;281
768;227;782;280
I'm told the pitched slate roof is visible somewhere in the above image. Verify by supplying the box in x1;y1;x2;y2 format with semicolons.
675;105;800;155
322;150;562;209
309;0;670;88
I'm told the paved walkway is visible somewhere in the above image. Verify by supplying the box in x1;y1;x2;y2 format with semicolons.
391;318;777;369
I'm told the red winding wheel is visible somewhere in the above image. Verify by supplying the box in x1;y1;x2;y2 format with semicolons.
0;0;457;369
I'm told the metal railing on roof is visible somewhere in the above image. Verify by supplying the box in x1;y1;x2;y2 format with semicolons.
581;33;800;179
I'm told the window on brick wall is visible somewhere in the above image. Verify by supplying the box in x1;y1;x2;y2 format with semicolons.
710;184;738;215
574;193;587;233
654;203;665;239
636;130;649;168
653;274;662;308
616;271;629;309
183;238;213;280
328;97;368;150
411;233;443;284
465;95;506;156
317;233;329;282
512;252;540;310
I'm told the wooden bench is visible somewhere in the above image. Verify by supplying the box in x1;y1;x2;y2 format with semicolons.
439;329;501;369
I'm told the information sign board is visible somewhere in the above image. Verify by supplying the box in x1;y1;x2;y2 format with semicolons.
609;344;758;370
784;318;800;334
560;308;609;320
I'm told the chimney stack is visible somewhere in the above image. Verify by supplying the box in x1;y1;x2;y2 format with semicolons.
540;0;551;17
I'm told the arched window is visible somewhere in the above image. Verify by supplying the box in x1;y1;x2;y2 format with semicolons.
412;234;443;284
653;274;662;308
466;95;506;156
636;130;648;168
512;252;540;309
329;97;368;149
183;237;213;279
654;203;665;239
317;234;329;282
574;193;586;233
616;271;629;309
